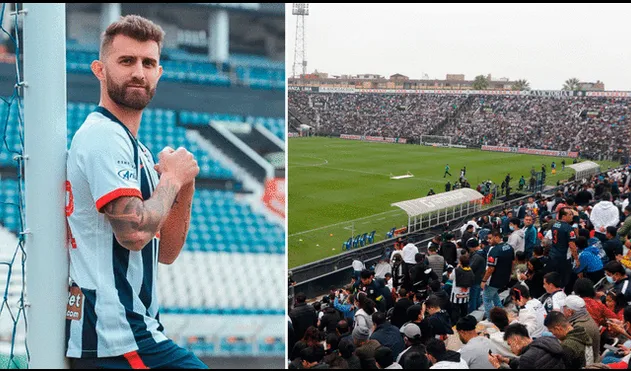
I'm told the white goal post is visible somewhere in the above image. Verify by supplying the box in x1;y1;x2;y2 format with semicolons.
420;135;452;146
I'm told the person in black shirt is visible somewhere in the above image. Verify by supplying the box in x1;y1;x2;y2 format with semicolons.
461;224;476;248
358;269;386;312
390;288;414;329
440;233;458;267
409;253;438;301
445;181;452;192
604;226;624;263
467;238;486;314
481;230;515;320
548;207;579;290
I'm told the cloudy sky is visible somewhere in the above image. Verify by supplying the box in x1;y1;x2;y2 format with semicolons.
286;3;631;90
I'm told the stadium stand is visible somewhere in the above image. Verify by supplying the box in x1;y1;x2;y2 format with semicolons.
289;91;631;160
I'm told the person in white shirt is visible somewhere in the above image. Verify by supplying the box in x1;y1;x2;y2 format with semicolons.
510;284;546;338
402;240;419;265
507;218;525;254
590;193;622;243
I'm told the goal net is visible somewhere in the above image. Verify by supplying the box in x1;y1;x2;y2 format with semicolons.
420;135;452;147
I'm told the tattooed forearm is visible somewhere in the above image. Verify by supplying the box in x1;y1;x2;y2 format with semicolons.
158;182;195;264
103;177;180;251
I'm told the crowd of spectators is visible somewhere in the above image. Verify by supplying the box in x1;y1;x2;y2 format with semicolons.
289;91;631;159
288;167;631;369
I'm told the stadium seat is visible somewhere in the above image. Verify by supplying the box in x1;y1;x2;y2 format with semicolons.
358;233;367;247
343;237;352;251
367;230;376;244
386;227;396;239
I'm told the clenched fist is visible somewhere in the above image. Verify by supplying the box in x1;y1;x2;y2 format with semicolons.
154;146;199;188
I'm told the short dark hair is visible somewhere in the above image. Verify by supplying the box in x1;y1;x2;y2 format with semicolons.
489;308;509;332
360;269;372;280
426;338;446;361
510;217;521;226
576;236;588;249
398;288;408;298
625;205;631;213
425;295;441;310
326;333;339;351
403;351;430;369
503;323;530;341
459;255;470;268
374;346;394;369
491;230;502;239
607;226;618;236
372;311;387;327
544;272;563;288
605;261;626;276
100;15;165;59
415;253;425;263
558;207;572;219
515;251;526;262
407;304;422;322
601;192;612;202
533;245;544;256
301;344;325;364
544;310;568;329
511;283;531;300
296;293;307;304
429;280;441;292
338;340;355;358
337;320;350;334
573;278;596;298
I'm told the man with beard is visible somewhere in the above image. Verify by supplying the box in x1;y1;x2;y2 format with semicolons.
65;16;204;368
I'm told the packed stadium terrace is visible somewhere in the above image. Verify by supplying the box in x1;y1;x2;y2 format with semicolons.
289;91;631;157
289;167;631;369
0;100;285;356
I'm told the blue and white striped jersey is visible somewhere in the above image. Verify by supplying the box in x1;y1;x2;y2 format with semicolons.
65;106;166;358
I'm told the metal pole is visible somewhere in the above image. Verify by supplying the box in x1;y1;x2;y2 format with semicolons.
24;4;69;368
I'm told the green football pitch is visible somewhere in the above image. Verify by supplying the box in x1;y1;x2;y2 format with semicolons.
288;137;618;268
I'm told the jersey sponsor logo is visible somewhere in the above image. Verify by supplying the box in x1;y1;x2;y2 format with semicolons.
66;286;83;321
117;168;138;182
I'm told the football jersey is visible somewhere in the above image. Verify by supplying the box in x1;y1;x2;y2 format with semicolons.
550;221;576;261
65;107;166;358
486;242;515;289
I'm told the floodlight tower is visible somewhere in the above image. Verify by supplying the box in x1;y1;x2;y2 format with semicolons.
292;3;309;78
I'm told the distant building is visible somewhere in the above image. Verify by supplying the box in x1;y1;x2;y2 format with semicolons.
390;73;409;81
578;81;605;91
446;74;465;81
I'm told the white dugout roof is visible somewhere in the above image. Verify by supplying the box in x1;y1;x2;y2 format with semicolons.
391;188;484;217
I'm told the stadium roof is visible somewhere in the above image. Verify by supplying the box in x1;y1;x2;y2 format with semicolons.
567;161;600;173
391;188;484;217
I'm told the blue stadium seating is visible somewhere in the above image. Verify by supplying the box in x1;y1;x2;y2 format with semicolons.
246;116;285;140
65;43;283;90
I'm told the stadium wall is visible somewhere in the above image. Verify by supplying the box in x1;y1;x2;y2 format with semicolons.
482;145;579;158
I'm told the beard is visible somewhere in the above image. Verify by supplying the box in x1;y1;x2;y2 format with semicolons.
106;77;156;110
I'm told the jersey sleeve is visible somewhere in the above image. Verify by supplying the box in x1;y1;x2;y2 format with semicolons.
487;246;498;267
568;228;577;242
80;124;143;212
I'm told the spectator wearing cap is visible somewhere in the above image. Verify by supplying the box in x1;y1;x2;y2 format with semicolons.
563;295;600;363
604;226;624;263
457;315;494;369
396;323;427;366
467;238;486;314
374;346;402;370
370;312;405;362
590;193;620;244
426;338;468;369
544;311;593;368
441;233;458;267
508;283;546;339
290;292;318;341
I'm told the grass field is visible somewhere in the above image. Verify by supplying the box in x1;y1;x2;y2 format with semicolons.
288;137;618;268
